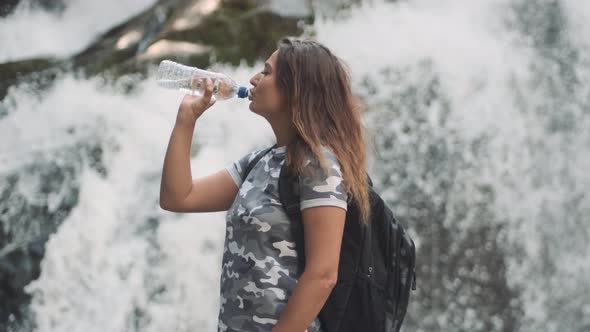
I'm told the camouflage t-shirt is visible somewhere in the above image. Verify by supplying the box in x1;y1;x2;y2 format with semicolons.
217;144;348;332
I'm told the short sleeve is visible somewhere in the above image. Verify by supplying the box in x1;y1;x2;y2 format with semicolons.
299;147;348;211
225;148;266;187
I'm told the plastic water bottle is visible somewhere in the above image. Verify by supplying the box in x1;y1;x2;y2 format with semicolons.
156;60;249;100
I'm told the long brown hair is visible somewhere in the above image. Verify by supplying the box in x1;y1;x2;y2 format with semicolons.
275;37;370;225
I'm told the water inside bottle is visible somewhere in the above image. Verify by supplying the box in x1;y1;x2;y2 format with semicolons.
158;77;221;96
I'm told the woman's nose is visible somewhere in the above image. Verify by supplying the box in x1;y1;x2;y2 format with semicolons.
249;73;261;87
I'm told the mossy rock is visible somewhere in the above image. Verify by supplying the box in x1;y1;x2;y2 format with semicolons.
0;58;64;102
160;5;313;67
73;0;313;78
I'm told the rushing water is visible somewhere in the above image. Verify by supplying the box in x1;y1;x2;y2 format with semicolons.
1;0;589;331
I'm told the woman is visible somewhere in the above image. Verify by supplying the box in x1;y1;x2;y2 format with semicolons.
159;38;370;332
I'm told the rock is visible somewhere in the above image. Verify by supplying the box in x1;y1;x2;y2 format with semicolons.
0;58;65;106
0;239;45;326
70;0;311;77
0;0;20;17
0;0;66;18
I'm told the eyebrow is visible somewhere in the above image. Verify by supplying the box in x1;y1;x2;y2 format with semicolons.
265;62;272;70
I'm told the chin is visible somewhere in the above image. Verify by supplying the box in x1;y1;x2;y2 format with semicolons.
248;103;262;115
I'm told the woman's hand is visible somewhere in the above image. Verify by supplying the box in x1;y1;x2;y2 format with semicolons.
176;77;217;124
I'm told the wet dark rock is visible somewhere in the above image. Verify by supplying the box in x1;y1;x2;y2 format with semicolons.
0;0;66;18
0;0;20;17
0;171;73;326
0;238;45;327
0;58;66;107
69;0;180;78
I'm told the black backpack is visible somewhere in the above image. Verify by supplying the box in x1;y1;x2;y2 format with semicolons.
244;145;417;332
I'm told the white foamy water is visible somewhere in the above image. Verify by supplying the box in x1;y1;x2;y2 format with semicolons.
0;0;157;62
2;0;590;331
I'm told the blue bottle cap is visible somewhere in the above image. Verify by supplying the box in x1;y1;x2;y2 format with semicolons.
238;86;249;98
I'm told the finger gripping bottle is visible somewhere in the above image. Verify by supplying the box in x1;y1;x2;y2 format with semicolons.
156;60;249;100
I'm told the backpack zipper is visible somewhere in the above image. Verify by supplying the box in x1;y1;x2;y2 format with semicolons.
393;225;402;319
410;238;417;291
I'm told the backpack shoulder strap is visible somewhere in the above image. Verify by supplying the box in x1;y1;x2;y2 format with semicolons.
278;166;375;268
278;163;306;268
243;144;276;180
278;164;300;219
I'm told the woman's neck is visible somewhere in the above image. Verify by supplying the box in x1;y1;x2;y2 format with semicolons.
267;113;296;148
